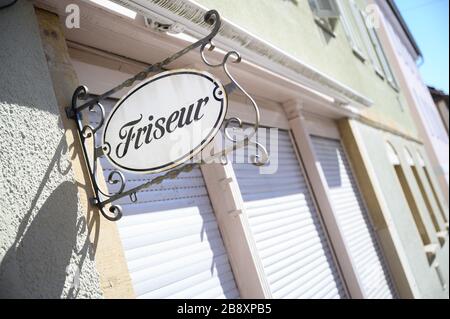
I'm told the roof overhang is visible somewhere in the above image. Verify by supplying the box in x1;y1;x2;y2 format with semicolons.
109;0;373;109
385;0;422;59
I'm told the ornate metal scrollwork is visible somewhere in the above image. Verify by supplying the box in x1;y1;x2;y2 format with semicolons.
200;42;269;166
68;10;269;221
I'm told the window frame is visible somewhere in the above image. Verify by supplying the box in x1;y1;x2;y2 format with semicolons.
366;22;399;89
310;0;340;35
335;0;367;62
311;0;340;19
351;1;385;78
352;1;399;89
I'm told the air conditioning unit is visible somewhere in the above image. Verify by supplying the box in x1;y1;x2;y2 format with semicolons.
310;0;340;19
143;11;185;34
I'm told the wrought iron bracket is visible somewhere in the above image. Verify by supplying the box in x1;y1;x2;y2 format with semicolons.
67;10;269;221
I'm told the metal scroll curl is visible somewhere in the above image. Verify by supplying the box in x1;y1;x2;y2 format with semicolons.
68;10;269;221
71;86;125;221
200;42;269;166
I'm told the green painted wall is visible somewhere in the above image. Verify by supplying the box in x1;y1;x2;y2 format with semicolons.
352;120;449;298
196;0;418;136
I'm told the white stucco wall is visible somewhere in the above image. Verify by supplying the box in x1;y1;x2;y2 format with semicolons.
0;0;103;298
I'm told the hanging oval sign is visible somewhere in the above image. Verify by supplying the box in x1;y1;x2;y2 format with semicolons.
102;69;227;174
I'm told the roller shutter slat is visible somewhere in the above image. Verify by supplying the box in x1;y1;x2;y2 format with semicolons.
311;136;397;299
233;129;347;299
88;98;239;299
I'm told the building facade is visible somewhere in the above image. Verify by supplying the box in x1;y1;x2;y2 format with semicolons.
372;0;449;202
429;86;449;136
0;0;448;299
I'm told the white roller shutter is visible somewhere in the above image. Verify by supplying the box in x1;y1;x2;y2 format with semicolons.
232;128;347;299
88;99;239;299
311;136;397;299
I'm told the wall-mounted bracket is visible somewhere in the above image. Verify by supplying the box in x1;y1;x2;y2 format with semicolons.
66;10;269;221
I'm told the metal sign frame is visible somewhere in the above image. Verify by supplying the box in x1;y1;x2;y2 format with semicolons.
66;10;268;221
101;69;228;174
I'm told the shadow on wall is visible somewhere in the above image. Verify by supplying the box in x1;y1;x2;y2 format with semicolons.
0;182;77;298
311;135;343;188
0;0;102;298
0;136;97;298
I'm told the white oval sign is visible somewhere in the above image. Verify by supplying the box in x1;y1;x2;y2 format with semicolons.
102;69;227;174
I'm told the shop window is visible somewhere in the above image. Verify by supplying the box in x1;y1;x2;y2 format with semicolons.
231;126;348;299
87;97;240;299
312;136;397;298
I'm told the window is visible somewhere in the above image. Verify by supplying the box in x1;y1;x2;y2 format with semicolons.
348;0;384;77
434;263;448;290
356;2;398;89
366;22;398;89
309;0;340;34
411;165;442;233
404;148;444;237
417;151;448;228
232;127;348;299
394;165;432;245
386;143;432;247
346;0;398;88
423;168;448;226
311;0;340;18
336;0;366;61
88;98;240;299
312;135;397;298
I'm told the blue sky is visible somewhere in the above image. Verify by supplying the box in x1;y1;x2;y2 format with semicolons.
395;0;449;94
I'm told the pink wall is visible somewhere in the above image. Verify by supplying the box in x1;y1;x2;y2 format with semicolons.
379;7;449;200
